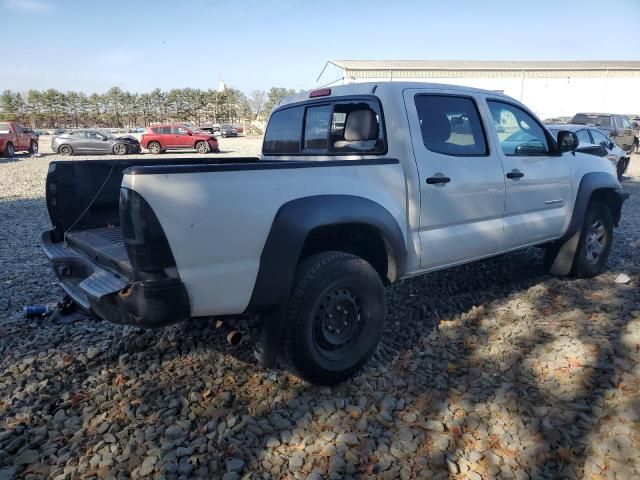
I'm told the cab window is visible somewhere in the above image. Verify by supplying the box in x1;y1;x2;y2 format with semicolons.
487;101;550;156
415;95;487;156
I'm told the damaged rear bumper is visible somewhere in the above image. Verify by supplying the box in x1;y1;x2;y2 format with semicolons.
42;230;190;328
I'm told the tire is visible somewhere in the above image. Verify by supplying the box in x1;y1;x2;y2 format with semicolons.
4;142;14;158
195;141;209;154
113;143;127;155
58;144;73;156
29;141;38;154
573;201;613;278
283;251;386;385
147;142;162;154
617;158;629;181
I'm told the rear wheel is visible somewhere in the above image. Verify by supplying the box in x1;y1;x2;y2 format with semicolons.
147;142;162;154
574;201;613;278
113;143;127;155
195;141;209;154
58;144;73;156
29;141;38;154
4;142;14;158
283;252;386;385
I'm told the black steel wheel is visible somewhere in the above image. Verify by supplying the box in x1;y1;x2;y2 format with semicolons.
283;251;386;385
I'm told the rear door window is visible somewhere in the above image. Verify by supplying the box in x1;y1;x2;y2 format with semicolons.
161;126;172;134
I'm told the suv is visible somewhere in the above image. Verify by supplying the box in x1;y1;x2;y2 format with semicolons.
141;124;219;154
42;82;628;385
570;113;636;153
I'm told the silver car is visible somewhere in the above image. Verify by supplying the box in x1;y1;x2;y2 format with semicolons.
51;129;141;156
546;124;630;180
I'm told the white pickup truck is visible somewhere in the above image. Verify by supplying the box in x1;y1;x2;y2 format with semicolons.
43;82;628;384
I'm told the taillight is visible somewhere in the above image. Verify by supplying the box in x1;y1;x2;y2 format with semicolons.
120;188;176;274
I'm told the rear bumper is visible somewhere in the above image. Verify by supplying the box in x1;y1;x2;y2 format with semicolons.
42;230;190;328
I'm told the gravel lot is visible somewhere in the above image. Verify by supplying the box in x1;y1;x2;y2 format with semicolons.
1;151;638;480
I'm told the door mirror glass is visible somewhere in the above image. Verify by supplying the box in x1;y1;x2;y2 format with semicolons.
557;130;579;152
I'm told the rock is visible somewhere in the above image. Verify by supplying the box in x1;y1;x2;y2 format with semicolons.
139;455;157;476
222;474;239;480
289;454;305;472
164;425;185;441
336;433;358;445
103;433;117;444
176;447;194;457
226;458;245;473
615;273;631;284
86;346;100;359
14;450;39;465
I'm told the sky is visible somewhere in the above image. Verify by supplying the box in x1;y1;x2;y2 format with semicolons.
1;0;639;96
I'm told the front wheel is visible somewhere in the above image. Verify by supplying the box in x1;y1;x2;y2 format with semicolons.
195;141;209;154
574;201;613;278
29;141;38;154
283;252;386;385
113;143;127;155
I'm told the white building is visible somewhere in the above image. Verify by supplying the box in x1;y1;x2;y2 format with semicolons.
317;60;640;120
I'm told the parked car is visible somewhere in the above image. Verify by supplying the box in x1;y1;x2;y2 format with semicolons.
0;121;39;157
220;124;238;137
570;113;636;153
141;124;219;154
197;125;220;135
42;82;628;385
546;124;631;180
51;129;141;156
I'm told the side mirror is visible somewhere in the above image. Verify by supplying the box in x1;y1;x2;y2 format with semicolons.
187;131;193;136
557;130;579;153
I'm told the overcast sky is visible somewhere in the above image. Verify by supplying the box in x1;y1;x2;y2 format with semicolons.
2;0;639;95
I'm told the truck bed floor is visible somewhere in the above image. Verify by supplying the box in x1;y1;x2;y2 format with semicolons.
65;227;132;276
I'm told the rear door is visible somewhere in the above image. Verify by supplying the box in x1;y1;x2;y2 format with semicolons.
161;126;175;147
403;89;506;269
485;99;572;250
13;123;27;150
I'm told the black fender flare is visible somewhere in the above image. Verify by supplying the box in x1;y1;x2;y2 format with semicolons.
248;194;407;313
548;172;628;275
248;194;407;367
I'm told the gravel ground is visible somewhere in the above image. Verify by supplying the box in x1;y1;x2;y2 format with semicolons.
1;152;639;480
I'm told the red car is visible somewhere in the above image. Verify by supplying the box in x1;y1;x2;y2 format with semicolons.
0;121;39;157
141;124;219;154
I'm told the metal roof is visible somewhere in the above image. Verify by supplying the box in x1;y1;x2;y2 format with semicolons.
327;60;640;71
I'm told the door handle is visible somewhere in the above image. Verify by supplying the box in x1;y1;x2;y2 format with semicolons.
506;170;524;179
426;176;451;185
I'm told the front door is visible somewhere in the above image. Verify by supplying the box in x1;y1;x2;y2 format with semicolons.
174;126;192;148
404;90;506;270
485;100;572;250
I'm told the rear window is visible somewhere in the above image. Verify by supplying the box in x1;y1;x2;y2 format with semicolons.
263;106;304;154
263;98;386;155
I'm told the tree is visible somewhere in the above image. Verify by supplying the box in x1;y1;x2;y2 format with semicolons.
249;89;267;119
264;87;297;115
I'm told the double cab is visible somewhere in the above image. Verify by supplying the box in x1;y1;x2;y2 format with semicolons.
43;82;628;384
140;124;219;154
0;121;39;157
